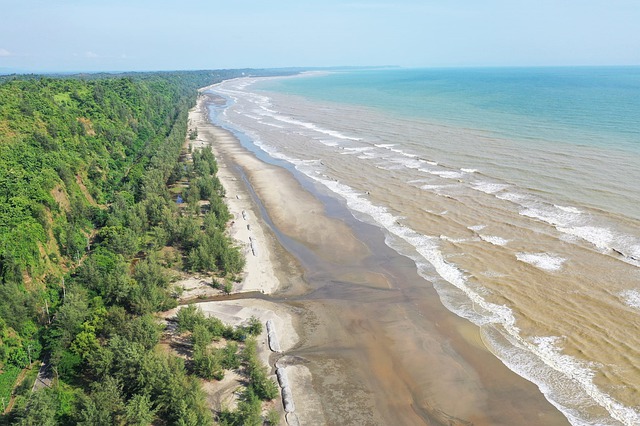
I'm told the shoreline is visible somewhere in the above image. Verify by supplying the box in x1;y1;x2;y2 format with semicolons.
186;83;571;425
173;89;323;424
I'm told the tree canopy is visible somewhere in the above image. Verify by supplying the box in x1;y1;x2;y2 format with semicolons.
0;68;292;424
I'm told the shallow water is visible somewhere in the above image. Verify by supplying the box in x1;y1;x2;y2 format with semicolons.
208;70;640;425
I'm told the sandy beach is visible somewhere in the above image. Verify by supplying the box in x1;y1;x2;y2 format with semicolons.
188;92;280;296
177;88;572;425
170;90;324;425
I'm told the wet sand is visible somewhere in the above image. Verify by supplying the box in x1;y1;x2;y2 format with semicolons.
188;91;321;424
195;91;570;425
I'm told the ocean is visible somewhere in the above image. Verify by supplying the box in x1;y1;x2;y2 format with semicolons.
210;67;640;425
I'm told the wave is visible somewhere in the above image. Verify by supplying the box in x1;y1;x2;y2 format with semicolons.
208;78;640;425
228;122;636;424
303;157;637;425
516;252;566;271
619;289;640;310
479;235;510;246
470;184;640;267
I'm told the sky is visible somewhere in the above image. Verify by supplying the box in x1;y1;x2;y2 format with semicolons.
0;0;639;72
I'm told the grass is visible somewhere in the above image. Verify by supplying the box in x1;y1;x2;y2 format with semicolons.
0;365;21;407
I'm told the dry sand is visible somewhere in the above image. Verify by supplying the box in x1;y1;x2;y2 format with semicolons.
191;92;369;268
171;91;322;424
189;93;279;295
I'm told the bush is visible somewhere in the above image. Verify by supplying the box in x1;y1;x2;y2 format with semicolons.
193;347;224;380
192;324;212;348
219;342;240;370
175;305;204;333
266;408;280;425
244;316;262;337
218;387;262;426
241;338;278;400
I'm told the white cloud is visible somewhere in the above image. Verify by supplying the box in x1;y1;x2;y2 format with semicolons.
0;48;11;57
85;51;99;58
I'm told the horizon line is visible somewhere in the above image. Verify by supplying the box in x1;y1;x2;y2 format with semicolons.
2;63;640;77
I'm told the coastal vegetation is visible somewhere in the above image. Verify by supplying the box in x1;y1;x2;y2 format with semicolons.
0;69;288;424
175;304;280;425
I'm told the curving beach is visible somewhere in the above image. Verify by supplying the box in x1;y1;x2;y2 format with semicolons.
181;84;576;426
178;90;326;424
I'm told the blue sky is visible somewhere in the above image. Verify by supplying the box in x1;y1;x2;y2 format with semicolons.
1;0;638;72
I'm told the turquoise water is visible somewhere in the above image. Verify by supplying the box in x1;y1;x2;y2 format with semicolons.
212;69;640;425
255;67;640;152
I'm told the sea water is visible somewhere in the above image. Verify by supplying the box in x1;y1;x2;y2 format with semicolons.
210;67;640;425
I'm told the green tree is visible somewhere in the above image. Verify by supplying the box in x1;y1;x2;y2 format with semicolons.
175;304;204;333
16;389;57;426
124;393;156;426
266;408;280;425
0;69;292;421
70;321;100;359
193;346;224;380
75;376;125;425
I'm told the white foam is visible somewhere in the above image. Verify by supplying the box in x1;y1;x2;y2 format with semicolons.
211;78;640;425
520;207;581;227
420;184;447;191
303;174;514;326
422;208;444;216
496;192;528;203
407;178;430;184
263;111;362;142
485;321;640;426
389;157;423;169
480;187;640;265
530;336;640;426
461;168;478;173
440;235;468;244
259;121;285;129
556;226;613;251
619;289;640;309
467;224;487;232
258;106;277;114
428;170;464;179
480;270;507;278
518;203;635;259
516;252;566;272
389;147;417;158
344;146;373;152
555;205;583;215
480;235;509;246
471;181;510;194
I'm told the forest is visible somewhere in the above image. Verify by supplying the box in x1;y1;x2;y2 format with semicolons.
0;69;291;424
